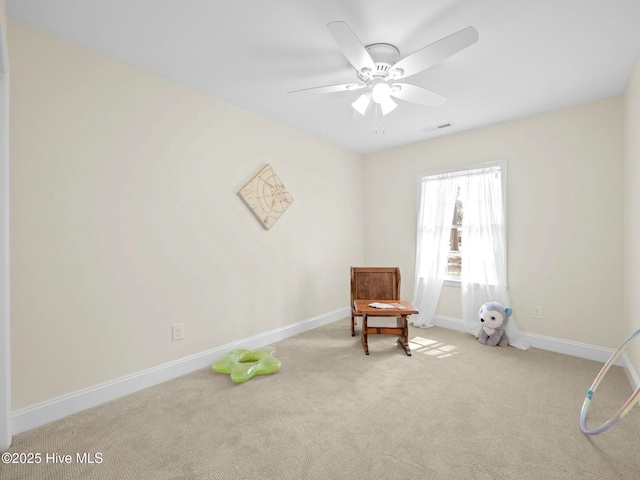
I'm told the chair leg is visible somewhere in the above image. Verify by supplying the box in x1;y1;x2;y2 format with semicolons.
351;315;355;336
397;315;411;356
361;314;369;355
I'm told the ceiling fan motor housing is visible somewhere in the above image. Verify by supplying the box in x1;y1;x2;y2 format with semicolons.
358;43;400;82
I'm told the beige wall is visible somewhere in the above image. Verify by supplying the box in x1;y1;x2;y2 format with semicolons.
364;97;625;348
9;20;364;410
624;54;640;374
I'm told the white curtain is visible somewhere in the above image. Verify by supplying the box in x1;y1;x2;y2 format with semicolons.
459;168;529;350
411;174;458;327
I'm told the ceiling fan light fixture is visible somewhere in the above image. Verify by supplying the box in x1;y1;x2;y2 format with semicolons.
379;96;397;115
351;93;372;115
371;81;392;104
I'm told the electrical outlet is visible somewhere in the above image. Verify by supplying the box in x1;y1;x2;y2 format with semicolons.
172;323;184;341
331;288;337;300
531;305;543;319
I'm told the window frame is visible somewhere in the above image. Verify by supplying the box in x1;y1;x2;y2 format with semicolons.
415;160;508;287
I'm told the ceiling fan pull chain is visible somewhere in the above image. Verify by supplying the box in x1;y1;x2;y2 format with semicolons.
375;104;379;134
375;103;387;135
376;104;386;134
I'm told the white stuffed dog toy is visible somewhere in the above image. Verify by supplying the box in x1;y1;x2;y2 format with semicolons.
478;301;511;347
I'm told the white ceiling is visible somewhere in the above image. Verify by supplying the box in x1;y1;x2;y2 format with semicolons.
6;0;640;155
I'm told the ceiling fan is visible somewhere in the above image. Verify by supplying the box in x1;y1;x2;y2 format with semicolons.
290;22;478;116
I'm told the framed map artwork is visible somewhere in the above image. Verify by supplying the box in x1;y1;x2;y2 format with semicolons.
238;164;294;230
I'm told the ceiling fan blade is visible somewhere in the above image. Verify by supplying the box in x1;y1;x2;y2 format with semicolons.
288;83;366;95
390;26;478;79
327;21;375;73
391;83;446;107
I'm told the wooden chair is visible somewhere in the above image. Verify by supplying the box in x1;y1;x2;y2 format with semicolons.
350;267;401;336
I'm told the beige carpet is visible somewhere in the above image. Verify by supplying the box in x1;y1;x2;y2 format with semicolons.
2;320;640;479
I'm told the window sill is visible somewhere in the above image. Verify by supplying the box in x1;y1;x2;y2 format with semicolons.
442;279;511;289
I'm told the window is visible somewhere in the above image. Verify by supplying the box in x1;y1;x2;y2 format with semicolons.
417;162;507;285
412;160;516;335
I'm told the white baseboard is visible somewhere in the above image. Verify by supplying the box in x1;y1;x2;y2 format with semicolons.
433;315;640;387
432;315;468;333
523;332;627;366
12;307;349;435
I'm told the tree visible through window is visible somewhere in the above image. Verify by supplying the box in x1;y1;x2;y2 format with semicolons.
447;187;463;277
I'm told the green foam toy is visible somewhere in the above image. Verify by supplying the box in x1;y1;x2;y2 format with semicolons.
212;347;281;383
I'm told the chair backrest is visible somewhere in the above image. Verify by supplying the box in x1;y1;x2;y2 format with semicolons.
350;267;401;310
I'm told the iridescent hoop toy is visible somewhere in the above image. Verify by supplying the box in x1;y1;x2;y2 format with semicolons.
580;328;640;435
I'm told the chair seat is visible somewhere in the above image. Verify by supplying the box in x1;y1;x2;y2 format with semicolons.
351;298;418;356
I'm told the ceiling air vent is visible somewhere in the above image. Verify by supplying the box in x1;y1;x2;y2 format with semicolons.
421;122;453;134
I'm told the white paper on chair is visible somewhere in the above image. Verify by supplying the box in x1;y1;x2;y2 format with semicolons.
368;302;400;309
